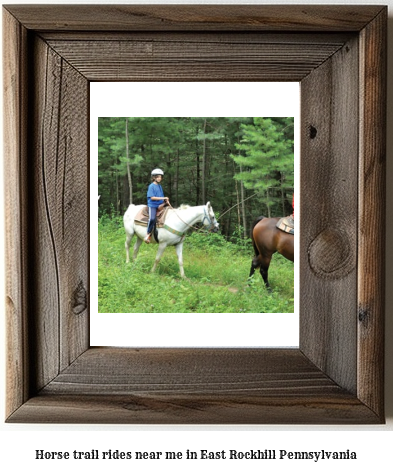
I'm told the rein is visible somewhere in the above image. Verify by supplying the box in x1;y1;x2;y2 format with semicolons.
218;193;258;219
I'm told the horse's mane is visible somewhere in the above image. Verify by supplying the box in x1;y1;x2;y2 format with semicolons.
177;204;190;210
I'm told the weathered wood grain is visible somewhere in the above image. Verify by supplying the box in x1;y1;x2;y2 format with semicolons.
7;348;379;424
300;36;359;394
3;5;386;424
45;38;348;82
358;9;387;417
3;8;30;418
3;5;384;32
29;36;89;388
9;392;379;425
40;31;354;44
44;348;339;394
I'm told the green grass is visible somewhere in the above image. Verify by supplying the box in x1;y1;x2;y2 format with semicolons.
98;216;294;313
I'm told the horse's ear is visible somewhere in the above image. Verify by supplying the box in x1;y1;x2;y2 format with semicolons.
206;201;211;208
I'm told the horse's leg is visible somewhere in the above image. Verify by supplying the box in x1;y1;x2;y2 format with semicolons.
125;231;133;263
151;242;167;273
249;255;260;278
175;241;185;278
259;254;272;290
133;236;143;261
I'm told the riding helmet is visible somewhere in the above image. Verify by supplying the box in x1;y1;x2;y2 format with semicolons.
151;168;164;176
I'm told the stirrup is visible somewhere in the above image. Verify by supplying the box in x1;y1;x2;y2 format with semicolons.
144;235;151;244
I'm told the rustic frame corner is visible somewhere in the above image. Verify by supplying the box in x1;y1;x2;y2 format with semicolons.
3;5;386;424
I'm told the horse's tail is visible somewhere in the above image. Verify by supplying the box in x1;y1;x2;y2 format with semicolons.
250;216;266;256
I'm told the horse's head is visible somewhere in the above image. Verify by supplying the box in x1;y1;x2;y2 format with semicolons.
203;202;220;233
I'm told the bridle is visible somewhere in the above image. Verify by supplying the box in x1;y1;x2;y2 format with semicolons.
201;206;217;231
168;204;217;233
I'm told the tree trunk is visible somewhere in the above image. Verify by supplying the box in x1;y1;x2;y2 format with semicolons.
266;188;271;218
236;126;247;239
125;117;133;204
166;154;172;200
281;173;285;215
176;148;180;206
195;125;200;205
239;164;247;239
233;161;241;229
115;170;119;214
202;119;207;204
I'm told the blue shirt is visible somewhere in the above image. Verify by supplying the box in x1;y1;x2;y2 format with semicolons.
147;182;164;208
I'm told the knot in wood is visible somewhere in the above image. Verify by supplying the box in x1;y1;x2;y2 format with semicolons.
309;125;317;139
308;228;355;279
73;281;87;315
358;307;369;323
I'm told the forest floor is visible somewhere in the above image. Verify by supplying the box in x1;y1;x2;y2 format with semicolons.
98;216;295;314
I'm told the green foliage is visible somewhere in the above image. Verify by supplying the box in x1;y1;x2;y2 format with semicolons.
231;117;294;216
98;116;294;236
98;218;294;314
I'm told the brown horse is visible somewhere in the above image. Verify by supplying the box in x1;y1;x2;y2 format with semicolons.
249;216;294;288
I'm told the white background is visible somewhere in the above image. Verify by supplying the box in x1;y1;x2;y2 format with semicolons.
1;0;392;473
90;82;300;348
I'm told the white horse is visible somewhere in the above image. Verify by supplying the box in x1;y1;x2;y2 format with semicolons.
124;202;219;278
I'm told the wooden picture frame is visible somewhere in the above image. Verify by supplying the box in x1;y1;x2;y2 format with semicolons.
3;5;386;424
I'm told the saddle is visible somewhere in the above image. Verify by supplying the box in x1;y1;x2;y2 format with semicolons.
276;216;294;235
134;204;169;228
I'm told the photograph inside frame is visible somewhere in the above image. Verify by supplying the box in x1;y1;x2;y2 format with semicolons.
98;116;294;313
90;82;299;347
